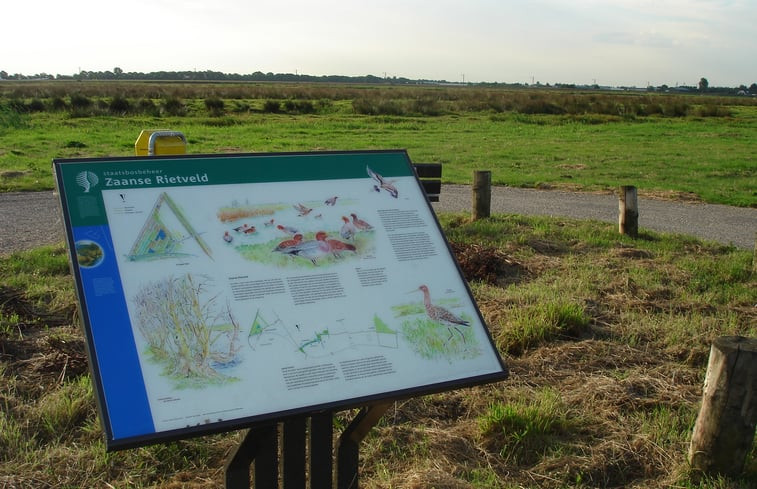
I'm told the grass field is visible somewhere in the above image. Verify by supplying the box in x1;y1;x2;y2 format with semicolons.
1;215;755;488
1;82;756;487
0;81;755;207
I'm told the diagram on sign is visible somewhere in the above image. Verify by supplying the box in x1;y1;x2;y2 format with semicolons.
128;192;213;261
246;308;399;359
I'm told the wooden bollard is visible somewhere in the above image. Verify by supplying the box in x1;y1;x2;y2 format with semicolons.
618;185;638;237
688;336;757;477
472;170;491;220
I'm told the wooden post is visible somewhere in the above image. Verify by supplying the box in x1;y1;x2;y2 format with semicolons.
472;170;491;220
618;185;638;237
688;336;757;477
752;232;756;274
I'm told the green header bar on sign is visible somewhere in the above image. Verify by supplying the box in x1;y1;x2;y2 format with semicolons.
54;150;414;227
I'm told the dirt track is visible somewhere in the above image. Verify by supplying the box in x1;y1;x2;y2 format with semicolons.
0;186;755;256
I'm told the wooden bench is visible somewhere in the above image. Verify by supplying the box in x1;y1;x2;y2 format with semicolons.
412;162;442;202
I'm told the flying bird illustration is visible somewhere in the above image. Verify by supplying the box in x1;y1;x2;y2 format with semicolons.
294;203;313;216
366;165;398;198
324;196;338;206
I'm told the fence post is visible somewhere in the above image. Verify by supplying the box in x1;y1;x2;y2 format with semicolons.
618;185;638;237
688;336;757;477
472;171;491;220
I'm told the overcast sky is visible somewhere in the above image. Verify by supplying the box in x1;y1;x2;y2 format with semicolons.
3;0;755;87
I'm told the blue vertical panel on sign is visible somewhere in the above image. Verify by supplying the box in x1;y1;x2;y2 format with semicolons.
73;225;155;440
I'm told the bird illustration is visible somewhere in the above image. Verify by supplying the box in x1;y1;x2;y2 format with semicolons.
223;231;233;243
277;224;300;235
233;223;250;233
324;196;338;206
416;285;470;343
294;203;313;216
273;233;303;253
242;225;256;234
326;236;357;258
350;213;373;231
263;218;275;227
340;216;357;240
287;231;331;265
366;165;398;198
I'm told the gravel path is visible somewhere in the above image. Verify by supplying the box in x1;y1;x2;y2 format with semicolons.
1;186;755;256
431;185;756;249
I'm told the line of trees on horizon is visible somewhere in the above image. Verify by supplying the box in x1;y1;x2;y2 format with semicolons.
1;68;755;95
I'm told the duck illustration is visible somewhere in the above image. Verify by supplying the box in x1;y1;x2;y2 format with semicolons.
340;216;357;240
351;213;373;231
273;233;303;252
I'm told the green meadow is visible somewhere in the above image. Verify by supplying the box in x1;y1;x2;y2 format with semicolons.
0;81;755;207
1;81;756;488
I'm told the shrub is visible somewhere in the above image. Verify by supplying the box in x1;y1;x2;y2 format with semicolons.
27;99;46;112
49;97;68;111
204;96;225;116
161;97;186;116
136;98;159;116
108;95;131;114
262;100;281;113
69;93;93;110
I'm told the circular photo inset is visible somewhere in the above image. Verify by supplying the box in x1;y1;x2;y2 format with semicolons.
75;240;105;268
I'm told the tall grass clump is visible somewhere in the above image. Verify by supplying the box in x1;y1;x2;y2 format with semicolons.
478;388;580;464
0;104;27;131
161;96;186;116
204;96;225;116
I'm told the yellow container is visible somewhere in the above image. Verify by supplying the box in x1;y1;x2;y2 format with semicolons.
134;130;187;156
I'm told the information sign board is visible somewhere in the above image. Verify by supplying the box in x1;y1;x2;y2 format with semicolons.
53;150;508;450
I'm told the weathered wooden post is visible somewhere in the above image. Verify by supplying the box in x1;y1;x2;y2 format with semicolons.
688;336;757;477
752;232;756;274
618;185;639;237
472;170;491;220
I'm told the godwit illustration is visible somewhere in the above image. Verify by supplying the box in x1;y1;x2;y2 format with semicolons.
273;233;303;253
351;213;374;231
416;285;470;343
293;203;313;216
340;216;357;240
324;196;338;206
366;165;398;198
